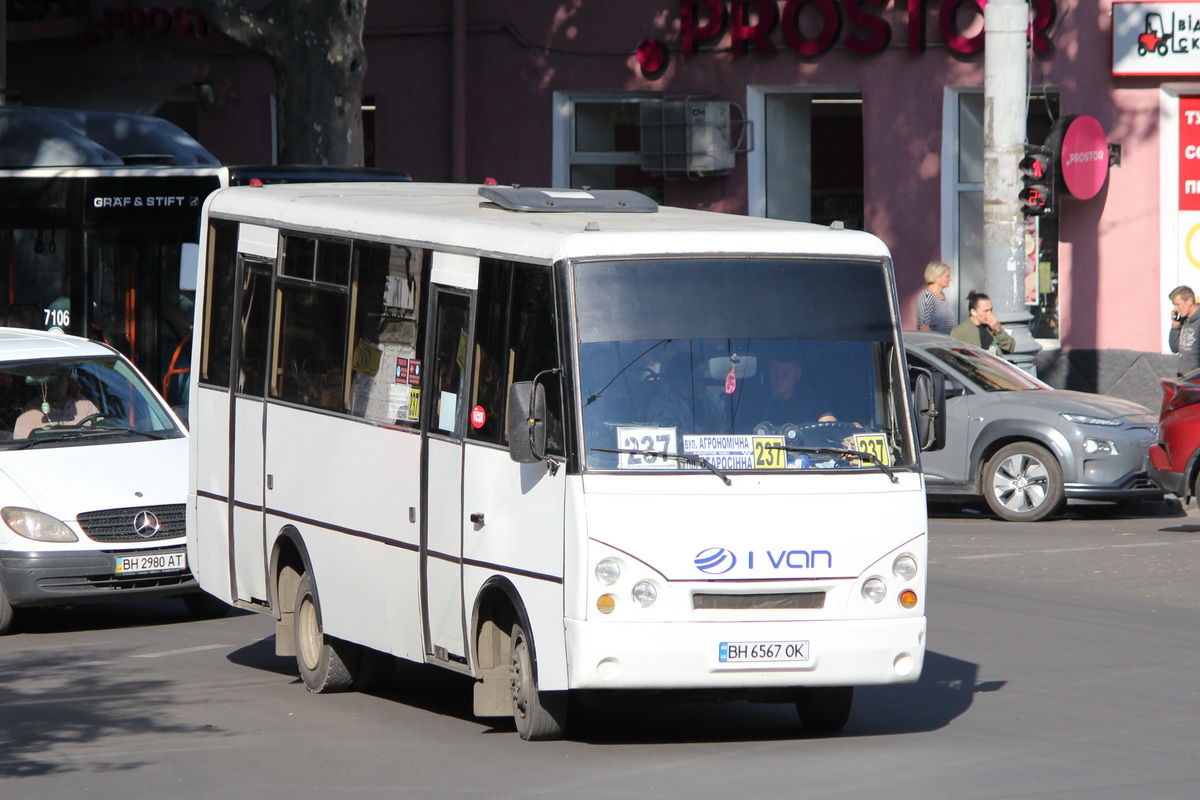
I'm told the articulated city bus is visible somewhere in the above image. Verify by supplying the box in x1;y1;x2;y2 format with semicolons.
0;107;410;409
187;182;944;740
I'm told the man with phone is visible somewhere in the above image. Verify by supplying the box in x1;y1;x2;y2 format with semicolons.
1169;285;1200;376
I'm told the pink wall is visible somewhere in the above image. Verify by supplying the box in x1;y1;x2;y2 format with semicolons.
5;0;1167;355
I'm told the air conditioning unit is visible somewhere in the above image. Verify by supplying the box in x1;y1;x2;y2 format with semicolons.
640;98;748;179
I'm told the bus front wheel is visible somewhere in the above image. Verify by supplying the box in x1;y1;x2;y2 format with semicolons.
509;622;567;740
796;686;853;732
294;572;354;693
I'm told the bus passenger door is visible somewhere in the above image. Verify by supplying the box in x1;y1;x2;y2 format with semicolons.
421;289;472;663
229;258;273;604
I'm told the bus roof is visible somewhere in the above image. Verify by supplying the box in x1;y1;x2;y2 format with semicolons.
203;182;892;263
0;107;219;168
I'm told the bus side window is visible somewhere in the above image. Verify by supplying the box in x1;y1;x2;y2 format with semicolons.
512;264;563;456
468;259;511;445
199;220;237;388
273;284;348;411
467;259;562;456
347;242;424;426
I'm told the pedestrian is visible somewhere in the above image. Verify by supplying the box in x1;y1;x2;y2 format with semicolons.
951;290;1015;354
915;261;956;334
1169;285;1200;376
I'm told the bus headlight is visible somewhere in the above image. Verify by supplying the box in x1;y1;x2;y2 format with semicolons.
2;507;77;542
595;558;621;586
597;594;617;614
631;580;658;608
862;578;887;604
892;554;918;581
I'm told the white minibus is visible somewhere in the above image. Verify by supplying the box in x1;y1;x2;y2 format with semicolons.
187;183;944;740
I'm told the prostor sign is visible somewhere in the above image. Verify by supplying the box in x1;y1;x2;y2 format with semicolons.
679;0;1057;56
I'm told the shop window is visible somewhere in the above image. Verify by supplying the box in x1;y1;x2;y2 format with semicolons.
553;93;663;202
946;88;1059;339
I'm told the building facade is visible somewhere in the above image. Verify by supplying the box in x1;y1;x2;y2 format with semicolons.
6;0;1196;406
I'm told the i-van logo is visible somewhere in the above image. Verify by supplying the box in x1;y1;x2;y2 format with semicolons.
694;547;832;574
694;547;737;574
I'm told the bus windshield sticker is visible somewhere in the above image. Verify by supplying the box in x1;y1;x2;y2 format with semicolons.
615;426;677;469
681;435;791;470
852;433;891;466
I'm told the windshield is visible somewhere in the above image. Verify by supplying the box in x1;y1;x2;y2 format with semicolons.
574;258;914;474
0;355;182;449
924;344;1050;392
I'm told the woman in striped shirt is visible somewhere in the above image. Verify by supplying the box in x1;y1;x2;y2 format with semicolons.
915;261;956;334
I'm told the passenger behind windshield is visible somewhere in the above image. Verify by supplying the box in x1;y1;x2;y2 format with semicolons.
13;368;100;439
0;358;181;445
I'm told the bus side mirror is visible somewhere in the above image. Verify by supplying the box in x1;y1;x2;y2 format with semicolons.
507;381;546;463
910;366;946;452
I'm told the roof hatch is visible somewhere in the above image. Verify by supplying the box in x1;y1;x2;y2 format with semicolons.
477;185;658;213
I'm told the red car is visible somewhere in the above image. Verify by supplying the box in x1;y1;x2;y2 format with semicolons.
1148;373;1200;500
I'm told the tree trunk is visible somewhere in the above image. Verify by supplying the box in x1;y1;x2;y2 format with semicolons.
193;0;367;166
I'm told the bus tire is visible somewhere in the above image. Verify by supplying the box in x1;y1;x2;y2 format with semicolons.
182;591;230;620
982;441;1064;522
294;572;354;693
509;622;567;740
0;579;14;635
796;686;853;732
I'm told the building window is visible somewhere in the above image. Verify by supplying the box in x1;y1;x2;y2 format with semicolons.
552;92;663;202
943;88;1059;340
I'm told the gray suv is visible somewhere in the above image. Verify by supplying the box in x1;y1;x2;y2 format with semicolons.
905;332;1161;521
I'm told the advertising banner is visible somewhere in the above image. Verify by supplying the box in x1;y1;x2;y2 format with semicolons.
1113;1;1200;75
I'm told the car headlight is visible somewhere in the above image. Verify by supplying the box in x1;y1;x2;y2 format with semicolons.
1060;413;1121;427
1082;438;1118;455
2;507;78;542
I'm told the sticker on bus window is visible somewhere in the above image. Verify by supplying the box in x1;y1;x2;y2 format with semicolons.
408;387;421;420
396;358;410;383
389;384;411;420
852;433;891;466
353;340;382;376
615;426;677;469
408;361;422;386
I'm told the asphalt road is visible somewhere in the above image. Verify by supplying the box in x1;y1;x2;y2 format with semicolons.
3;501;1199;799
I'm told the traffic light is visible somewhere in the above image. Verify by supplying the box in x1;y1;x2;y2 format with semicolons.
1018;146;1054;217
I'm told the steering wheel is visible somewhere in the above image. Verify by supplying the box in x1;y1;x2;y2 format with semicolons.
791;421;863;448
70;413;118;429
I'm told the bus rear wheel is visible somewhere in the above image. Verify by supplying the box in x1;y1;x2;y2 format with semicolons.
294;572;354;693
795;686;853;732
509;622;567;740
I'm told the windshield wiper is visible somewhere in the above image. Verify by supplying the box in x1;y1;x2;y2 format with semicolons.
766;444;898;484
8;427;169;449
593;447;731;486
